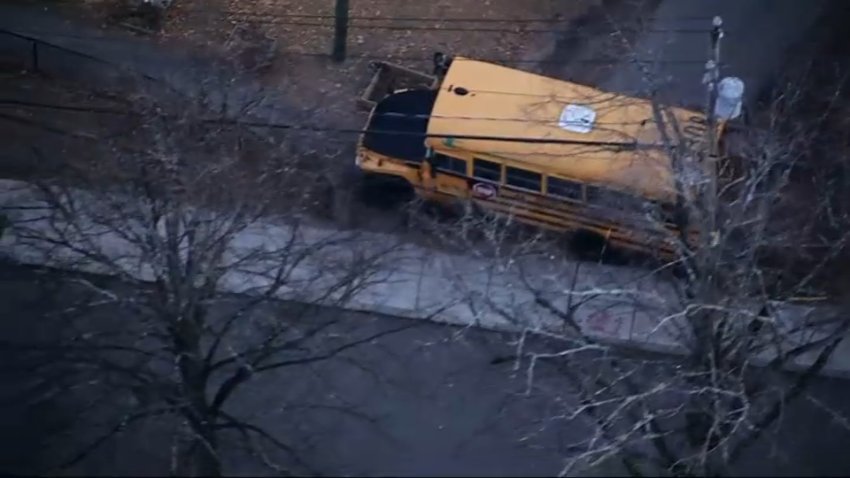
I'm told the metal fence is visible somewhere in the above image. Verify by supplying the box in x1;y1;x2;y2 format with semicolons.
0;27;160;89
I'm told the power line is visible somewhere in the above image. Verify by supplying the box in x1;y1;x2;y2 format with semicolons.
361;83;667;102
0;96;710;129
287;50;712;65
0;30;127;41
5;99;737;163
0;28;176;89
225;11;571;23
222;10;719;24
3;28;715;66
0;99;127;115
226;17;716;35
8;22;715;36
0;99;661;150
358;111;658;127
1;69;725;131
3;31;710;66
223;11;542;23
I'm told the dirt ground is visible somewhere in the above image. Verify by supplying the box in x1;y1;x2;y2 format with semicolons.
155;0;596;129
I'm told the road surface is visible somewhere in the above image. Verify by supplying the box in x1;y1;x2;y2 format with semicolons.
549;0;829;109
2;261;850;476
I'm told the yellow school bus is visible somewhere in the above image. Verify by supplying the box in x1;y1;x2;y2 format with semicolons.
355;55;742;259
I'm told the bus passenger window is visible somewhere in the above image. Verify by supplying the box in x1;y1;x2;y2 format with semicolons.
547;176;582;200
506;167;542;192
433;153;467;175
473;159;502;182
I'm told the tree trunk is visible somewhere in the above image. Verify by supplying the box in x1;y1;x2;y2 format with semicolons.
186;432;221;476
173;310;221;476
173;422;222;477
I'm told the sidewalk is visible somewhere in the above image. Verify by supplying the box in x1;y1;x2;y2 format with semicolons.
1;179;847;378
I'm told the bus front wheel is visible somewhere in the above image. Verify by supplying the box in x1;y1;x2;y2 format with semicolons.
357;173;415;210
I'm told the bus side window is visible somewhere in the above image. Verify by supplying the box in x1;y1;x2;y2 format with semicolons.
433;153;467;175
547;176;583;200
473;158;502;183
505;167;542;192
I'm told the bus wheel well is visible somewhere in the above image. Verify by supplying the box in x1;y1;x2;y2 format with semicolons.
358;172;415;209
569;229;627;264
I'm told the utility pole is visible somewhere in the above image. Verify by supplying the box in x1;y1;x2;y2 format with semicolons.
333;0;350;62
703;16;723;247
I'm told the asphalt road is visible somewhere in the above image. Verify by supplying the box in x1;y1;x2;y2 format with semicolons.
549;0;829;109
0;262;569;476
2;261;850;476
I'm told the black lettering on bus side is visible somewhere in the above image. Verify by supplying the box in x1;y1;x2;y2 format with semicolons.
682;115;712;149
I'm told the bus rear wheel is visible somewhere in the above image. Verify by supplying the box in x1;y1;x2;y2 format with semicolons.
569;229;626;264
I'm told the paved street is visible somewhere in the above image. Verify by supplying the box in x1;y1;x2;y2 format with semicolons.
549;0;828;108
2;261;850;476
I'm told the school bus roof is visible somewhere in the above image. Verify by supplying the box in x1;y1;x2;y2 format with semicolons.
425;57;711;201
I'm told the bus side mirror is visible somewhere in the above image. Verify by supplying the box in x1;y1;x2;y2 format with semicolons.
433;52;452;77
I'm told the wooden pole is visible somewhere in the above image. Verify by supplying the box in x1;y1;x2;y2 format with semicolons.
333;0;349;62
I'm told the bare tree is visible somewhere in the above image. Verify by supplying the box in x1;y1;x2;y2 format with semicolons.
0;83;413;476
409;48;850;477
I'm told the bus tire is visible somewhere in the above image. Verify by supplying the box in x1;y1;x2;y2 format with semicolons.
569;229;624;264
357;173;415;210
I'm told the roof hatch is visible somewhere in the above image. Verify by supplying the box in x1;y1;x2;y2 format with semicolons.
558;104;597;134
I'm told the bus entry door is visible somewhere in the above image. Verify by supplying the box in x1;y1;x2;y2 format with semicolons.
422;159;469;199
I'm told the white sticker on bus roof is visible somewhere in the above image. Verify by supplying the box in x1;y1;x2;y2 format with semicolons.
558;104;596;134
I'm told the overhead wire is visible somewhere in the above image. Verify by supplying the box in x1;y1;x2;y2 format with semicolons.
360;83;702;105
4;30;712;65
0;96;714;130
0;100;645;149
221;11;721;23
0;99;670;150
224;16;716;35
224;11;572;23
284;50;712;65
0;28;718;113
